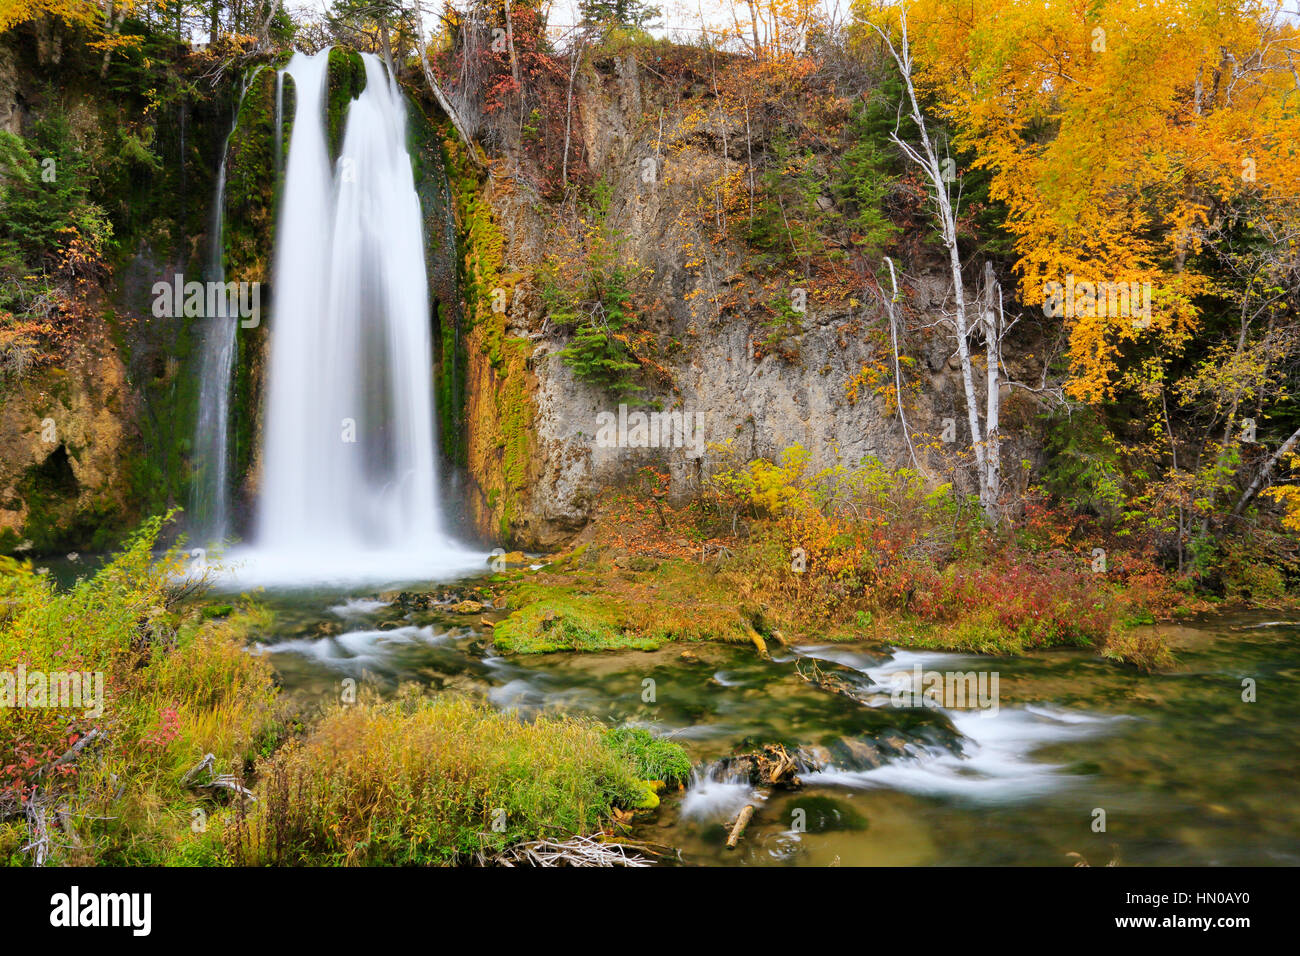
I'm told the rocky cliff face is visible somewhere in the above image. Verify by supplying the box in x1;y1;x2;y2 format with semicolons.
0;324;136;552
449;52;1026;550
0;38;1046;556
0;28;233;554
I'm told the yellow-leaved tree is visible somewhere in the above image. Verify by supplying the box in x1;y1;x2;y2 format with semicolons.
853;0;1300;402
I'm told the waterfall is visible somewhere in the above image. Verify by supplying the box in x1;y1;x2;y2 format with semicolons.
224;49;477;586
191;66;262;545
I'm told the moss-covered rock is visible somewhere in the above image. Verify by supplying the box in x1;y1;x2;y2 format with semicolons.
489;556;769;654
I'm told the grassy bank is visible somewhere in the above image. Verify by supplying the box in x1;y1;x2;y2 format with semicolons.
483;447;1292;671
226;693;663;866
0;518;685;866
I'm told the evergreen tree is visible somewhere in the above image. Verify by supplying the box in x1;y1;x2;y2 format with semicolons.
578;0;661;30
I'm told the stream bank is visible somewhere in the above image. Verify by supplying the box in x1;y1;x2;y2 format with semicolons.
242;562;1300;867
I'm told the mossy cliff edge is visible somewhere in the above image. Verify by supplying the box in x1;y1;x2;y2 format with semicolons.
441;134;539;547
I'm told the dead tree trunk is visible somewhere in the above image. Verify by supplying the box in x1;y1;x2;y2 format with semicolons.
873;7;999;524
1233;424;1300;516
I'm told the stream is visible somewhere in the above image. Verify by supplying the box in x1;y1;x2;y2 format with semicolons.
236;577;1300;867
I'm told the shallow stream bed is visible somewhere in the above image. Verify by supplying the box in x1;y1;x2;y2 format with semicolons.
239;580;1300;866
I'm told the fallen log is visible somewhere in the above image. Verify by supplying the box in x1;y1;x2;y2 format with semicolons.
22;788;50;866
39;728;102;778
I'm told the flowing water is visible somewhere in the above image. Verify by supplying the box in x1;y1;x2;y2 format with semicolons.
191;66;264;545
244;584;1300;867
208;50;480;587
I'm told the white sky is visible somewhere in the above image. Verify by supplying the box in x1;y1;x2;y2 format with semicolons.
238;0;1299;45
277;0;851;42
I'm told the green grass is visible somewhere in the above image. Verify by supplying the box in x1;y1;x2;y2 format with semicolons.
606;727;692;787
227;693;652;866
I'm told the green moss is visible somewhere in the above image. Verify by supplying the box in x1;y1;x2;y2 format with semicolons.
627;780;660;809
490;559;765;654
110;306;200;541
495;337;534;540
326;48;367;159
442;132;539;544
493;590;660;653
444;134;522;371
222;65;279;283
435;301;468;467
406;101;469;470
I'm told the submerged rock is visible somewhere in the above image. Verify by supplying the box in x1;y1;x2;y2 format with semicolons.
785;795;868;833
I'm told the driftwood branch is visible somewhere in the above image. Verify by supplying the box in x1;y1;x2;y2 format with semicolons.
883;256;924;473
182;753;256;802
1233;424;1300;515
492;834;654;867
39;728;102;779
23;790;50;866
726;804;755;849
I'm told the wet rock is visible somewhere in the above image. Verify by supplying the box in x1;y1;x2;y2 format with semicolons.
378;590;436;611
450;600;485;614
794;745;833;771
835;737;884;770
880;733;909;755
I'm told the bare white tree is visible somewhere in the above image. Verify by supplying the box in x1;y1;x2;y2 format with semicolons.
870;4;1003;523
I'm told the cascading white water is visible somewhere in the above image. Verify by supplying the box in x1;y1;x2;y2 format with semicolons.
192;67;263;544
218;49;479;587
